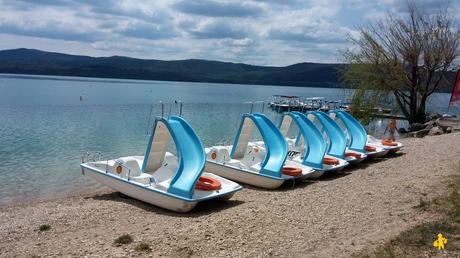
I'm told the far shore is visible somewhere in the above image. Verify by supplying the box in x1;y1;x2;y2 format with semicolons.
1;133;460;257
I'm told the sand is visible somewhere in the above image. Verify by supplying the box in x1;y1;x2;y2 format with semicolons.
1;133;459;258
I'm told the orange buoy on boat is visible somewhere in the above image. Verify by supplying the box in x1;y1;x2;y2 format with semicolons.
345;152;362;159
282;166;303;176
365;145;376;152
381;139;398;146
323;157;340;165
195;176;221;191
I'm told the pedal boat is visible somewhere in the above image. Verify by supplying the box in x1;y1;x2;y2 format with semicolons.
327;110;385;159
367;135;404;154
274;111;351;178
80;116;242;213
299;111;363;167
205;113;315;189
328;110;401;157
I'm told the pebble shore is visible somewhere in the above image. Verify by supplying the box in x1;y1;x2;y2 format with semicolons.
1;133;459;257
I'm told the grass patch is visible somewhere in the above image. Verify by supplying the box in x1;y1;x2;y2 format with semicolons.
413;198;430;211
357;221;459;257
134;242;151;252
355;170;460;257
38;224;51;232
113;234;133;246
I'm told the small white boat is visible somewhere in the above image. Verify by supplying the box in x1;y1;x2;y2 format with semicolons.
81;115;242;213
205;113;314;189
300;97;325;111
269;95;303;112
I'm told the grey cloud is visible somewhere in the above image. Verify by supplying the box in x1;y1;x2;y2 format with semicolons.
0;23;98;42
83;2;168;23
0;0;75;11
392;0;451;12
252;0;304;5
115;21;177;40
12;0;170;23
174;0;264;17
219;38;256;47
267;28;347;44
0;0;370;65
187;21;249;39
14;0;74;6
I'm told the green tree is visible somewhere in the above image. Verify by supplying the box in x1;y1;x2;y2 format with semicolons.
342;2;459;124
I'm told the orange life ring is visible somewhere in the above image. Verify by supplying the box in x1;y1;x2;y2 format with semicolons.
195;176;221;191
323;157;340;165
282;166;303;176
365;145;376;152
381;139;398;146
345;152;362;158
115;165;123;174
210;152;217;160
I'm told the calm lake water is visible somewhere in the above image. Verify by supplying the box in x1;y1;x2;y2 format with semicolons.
0;74;456;206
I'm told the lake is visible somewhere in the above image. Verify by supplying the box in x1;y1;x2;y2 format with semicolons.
0;74;456;207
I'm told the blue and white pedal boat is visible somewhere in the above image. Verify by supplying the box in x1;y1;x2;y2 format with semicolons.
81;116;242;213
275;111;349;178
205;113;314;189
367;135;404;154
328;110;397;157
302;111;368;165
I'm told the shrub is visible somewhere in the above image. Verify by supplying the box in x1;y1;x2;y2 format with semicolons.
134;242;151;252
38;224;51;231
113;234;133;246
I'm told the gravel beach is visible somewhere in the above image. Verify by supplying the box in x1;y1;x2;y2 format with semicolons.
1;133;459;258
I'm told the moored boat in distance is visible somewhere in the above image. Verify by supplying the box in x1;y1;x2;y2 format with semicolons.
269;95;303;112
270;96;352;113
300;97;325;112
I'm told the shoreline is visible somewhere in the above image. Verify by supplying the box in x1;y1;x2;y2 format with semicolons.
1;133;460;257
0;72;342;89
0;188;112;210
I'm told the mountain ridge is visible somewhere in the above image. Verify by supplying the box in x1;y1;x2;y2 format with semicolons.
0;48;344;87
0;48;454;93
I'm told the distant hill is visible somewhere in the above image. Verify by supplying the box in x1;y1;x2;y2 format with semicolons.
0;48;455;92
0;48;344;88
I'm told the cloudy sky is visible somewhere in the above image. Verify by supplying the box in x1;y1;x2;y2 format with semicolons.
0;0;456;66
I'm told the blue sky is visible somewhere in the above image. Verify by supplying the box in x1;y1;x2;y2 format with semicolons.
0;0;457;65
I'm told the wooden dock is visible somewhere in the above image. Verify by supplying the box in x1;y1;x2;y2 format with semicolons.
371;113;406;119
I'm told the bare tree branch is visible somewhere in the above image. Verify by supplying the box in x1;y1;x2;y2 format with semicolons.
341;1;459;124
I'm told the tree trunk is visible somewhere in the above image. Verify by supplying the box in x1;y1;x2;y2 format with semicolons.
408;66;419;124
409;92;417;124
416;95;427;122
394;92;410;120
